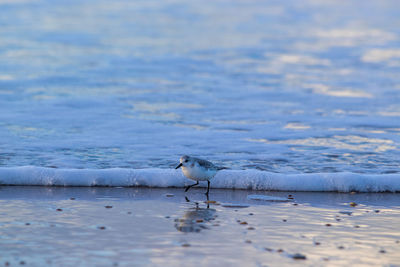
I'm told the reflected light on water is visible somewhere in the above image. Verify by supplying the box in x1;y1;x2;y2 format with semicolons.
247;135;397;153
306;84;373;98
283;123;310;130
362;49;400;64
127;101;203;122
314;28;396;41
0;75;14;81
278;54;331;66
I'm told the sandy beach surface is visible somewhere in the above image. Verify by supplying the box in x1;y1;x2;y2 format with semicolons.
0;186;399;266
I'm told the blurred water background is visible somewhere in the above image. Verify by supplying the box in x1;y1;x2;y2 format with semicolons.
0;0;399;174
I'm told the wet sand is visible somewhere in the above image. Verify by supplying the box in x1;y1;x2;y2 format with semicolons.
0;187;399;266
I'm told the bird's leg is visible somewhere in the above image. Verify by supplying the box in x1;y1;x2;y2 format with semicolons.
205;180;210;195
185;181;199;192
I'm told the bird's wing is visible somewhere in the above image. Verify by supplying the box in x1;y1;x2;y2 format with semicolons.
193;157;217;170
217;166;228;171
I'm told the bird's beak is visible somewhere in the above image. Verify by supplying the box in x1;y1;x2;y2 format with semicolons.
175;163;182;169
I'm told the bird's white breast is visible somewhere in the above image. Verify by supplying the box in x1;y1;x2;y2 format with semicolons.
182;164;217;181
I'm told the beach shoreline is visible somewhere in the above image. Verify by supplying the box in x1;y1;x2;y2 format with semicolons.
1;186;399;266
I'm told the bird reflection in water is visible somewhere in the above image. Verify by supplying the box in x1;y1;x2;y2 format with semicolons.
175;196;217;233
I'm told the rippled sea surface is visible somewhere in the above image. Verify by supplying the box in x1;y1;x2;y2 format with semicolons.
0;0;399;173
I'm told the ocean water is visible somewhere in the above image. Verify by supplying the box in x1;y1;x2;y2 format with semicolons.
0;0;399;189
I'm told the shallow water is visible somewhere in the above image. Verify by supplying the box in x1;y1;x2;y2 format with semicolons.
0;187;399;266
0;0;400;174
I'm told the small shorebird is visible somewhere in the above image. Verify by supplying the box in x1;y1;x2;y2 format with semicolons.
175;155;221;195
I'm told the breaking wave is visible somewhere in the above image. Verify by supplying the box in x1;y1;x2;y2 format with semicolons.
0;167;399;192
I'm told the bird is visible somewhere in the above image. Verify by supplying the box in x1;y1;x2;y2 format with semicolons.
175;155;222;195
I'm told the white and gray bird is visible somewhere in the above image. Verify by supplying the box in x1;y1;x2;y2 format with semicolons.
175;155;222;195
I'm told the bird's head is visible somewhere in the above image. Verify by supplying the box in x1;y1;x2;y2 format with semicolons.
175;155;191;169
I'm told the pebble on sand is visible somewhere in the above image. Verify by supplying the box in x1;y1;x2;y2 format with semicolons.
291;253;307;260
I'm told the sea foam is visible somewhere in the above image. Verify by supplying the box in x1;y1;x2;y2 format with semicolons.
0;167;399;192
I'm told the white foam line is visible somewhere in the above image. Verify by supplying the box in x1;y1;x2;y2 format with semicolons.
0;167;399;192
